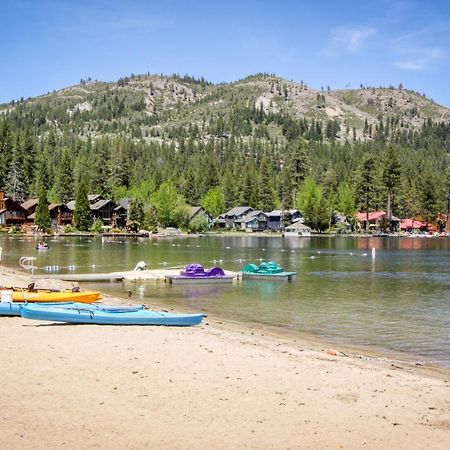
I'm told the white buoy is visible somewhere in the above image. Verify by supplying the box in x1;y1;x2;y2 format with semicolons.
371;248;376;258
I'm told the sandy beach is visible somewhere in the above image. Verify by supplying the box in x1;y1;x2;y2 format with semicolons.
1;266;449;449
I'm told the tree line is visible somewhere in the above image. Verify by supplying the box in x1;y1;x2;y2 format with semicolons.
0;107;449;232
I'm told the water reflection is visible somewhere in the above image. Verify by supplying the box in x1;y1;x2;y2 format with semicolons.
1;234;449;367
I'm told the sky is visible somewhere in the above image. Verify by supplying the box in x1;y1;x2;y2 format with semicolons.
1;0;449;107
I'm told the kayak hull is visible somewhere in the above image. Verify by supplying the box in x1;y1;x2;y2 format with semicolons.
8;288;101;303
0;302;144;317
20;305;205;326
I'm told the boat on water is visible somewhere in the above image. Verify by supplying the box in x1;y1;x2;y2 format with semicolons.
241;261;297;281
165;263;234;284
36;242;49;250
2;286;102;303
0;301;144;317
20;304;206;326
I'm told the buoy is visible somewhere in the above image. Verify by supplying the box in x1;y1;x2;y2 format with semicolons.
372;247;376;258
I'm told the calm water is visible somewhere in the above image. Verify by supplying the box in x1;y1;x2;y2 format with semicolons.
1;234;449;367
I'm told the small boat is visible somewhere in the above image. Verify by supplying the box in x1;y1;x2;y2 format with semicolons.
36;243;49;250
0;301;144;317
241;261;297;281
20;304;206;326
3;286;102;303
165;263;234;284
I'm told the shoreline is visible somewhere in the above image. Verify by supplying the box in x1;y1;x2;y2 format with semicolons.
4;263;449;373
1;265;450;448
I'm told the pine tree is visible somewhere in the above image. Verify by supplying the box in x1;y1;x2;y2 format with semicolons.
127;198;145;231
55;148;74;203
5;137;26;202
296;177;328;231
258;156;276;211
34;187;51;231
73;176;93;231
381;145;401;227
355;154;377;230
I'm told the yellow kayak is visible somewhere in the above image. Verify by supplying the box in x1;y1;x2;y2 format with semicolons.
7;287;102;304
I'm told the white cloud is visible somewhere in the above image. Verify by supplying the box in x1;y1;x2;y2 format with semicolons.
394;46;447;71
322;26;376;56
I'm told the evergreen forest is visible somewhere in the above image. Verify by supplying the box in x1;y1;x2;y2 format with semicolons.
0;73;449;231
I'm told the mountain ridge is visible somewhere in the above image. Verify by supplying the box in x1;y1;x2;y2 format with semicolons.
2;73;449;143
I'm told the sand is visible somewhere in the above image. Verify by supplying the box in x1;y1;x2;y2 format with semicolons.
0;266;449;449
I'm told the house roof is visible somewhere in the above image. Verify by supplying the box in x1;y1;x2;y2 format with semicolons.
285;222;312;231
188;206;203;218
224;206;253;217
400;218;427;229
356;211;386;221
21;199;38;211
88;194;102;202
48;203;64;211
118;198;130;209
66;200;75;211
91;199;116;210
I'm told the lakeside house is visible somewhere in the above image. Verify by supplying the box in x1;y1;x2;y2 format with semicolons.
215;206;253;229
239;210;268;232
356;211;401;232
399;218;428;232
112;199;129;229
284;221;312;237
188;206;214;228
0;192;28;228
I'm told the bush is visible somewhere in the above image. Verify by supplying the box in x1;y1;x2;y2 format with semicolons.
64;224;78;233
90;219;104;234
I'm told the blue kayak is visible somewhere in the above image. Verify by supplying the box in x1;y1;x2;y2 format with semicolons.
20;304;206;326
0;302;144;317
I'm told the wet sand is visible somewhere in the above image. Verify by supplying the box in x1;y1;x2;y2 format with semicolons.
1;267;449;449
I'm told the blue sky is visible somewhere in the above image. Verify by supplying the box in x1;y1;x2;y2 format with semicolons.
1;0;449;107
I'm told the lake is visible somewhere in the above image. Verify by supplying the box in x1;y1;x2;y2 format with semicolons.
1;234;449;367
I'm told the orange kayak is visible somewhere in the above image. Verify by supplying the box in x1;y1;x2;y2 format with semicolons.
5;287;102;304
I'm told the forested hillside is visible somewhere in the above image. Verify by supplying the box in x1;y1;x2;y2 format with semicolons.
0;73;449;230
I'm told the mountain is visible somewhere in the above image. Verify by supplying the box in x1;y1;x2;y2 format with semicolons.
0;73;449;232
2;73;449;142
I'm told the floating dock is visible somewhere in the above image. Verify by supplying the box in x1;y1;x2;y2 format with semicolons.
35;269;240;283
164;274;235;285
241;271;297;281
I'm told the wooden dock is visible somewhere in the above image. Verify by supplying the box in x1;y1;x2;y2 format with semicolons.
36;269;240;283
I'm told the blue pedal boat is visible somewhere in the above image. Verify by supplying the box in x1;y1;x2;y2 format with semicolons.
20;304;206;326
241;261;297;281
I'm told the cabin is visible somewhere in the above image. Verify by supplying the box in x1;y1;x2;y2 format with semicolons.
0;191;28;228
267;210;283;231
284;221;312;237
239;210;268;232
188;206;214;228
26;203;73;228
399;218;428;233
215;206;254;229
266;209;304;231
21;198;39;217
112;198;129;229
356;211;400;232
49;203;73;226
90;199;118;226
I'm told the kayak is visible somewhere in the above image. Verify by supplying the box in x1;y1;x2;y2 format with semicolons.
3;287;102;303
20;304;206;326
0;301;144;317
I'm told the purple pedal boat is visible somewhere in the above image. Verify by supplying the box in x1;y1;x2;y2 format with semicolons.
165;263;234;284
